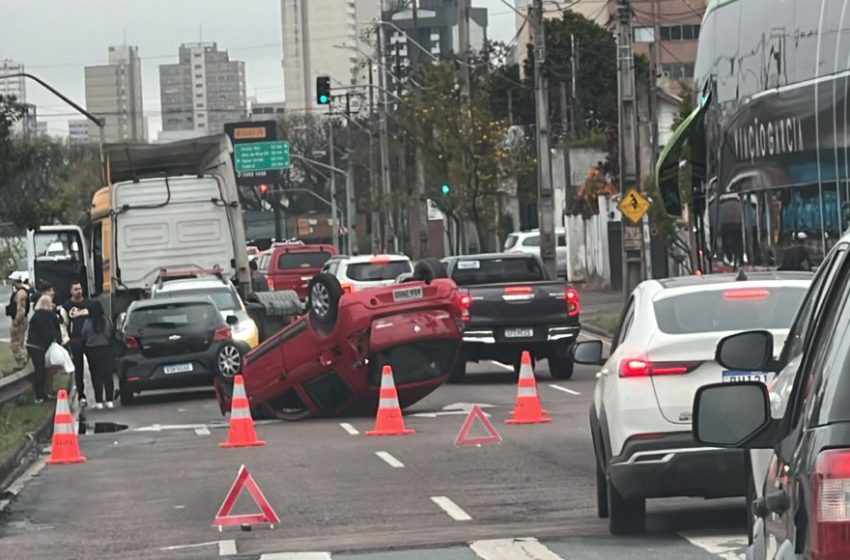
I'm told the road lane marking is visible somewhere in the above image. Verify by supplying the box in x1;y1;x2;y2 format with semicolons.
218;540;237;556
679;531;747;559
430;496;472;521
160;540;237;556
339;422;359;435
259;553;332;560
375;451;404;468
549;384;581;396
194;426;211;436
489;360;516;372
470;538;564;560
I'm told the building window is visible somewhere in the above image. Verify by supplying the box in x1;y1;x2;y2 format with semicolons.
661;62;695;79
633;27;655;43
194;64;202;69
196;93;203;98
660;24;700;41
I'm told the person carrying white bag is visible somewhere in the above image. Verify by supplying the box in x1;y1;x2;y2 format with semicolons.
26;295;63;403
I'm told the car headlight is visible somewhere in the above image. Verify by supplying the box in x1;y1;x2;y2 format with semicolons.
230;318;258;341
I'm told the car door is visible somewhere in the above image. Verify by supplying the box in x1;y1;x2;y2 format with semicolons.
761;246;850;559
595;293;637;419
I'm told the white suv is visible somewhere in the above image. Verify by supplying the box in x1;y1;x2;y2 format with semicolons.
504;229;568;276
320;254;413;294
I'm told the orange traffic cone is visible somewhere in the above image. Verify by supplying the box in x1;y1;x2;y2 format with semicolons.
220;375;266;448
506;351;551;425
367;365;415;436
46;390;86;465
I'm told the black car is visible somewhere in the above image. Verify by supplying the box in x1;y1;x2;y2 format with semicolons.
693;237;850;560
117;297;249;403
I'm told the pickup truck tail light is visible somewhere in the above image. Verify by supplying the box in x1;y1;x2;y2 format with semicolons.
566;287;580;317
812;449;850;560
619;358;702;378
213;326;233;341
457;290;471;322
124;336;140;350
267;276;275;290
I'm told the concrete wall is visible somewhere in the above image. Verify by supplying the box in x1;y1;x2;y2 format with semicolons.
565;195;618;289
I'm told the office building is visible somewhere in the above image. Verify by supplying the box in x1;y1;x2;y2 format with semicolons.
0;59;26;102
84;46;145;142
249;100;285;121
280;0;380;111
159;42;247;135
68;119;90;145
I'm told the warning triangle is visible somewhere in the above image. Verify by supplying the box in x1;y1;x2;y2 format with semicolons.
454;405;502;447
212;465;281;529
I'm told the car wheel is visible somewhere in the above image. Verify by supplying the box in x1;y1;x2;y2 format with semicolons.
307;273;343;331
548;356;575;380
119;383;135;405
217;344;242;378
447;358;466;384
596;457;609;518
608;480;646;535
413;258;448;284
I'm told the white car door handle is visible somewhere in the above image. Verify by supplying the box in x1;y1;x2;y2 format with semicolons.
596;368;610;379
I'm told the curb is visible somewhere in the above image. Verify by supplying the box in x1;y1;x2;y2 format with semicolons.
0;404;53;511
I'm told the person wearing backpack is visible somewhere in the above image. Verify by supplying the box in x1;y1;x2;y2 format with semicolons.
7;278;32;368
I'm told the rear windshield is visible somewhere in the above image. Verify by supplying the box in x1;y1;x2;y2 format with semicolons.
346;261;412;281
451;257;545;286
278;251;332;270
154;287;240;311
653;286;808;334
127;302;220;330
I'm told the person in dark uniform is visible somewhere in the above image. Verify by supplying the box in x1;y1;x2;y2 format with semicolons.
778;232;812;271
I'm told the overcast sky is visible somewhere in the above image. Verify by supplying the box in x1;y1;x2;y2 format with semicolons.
0;0;517;138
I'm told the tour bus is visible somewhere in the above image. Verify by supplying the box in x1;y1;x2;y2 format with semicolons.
656;0;850;273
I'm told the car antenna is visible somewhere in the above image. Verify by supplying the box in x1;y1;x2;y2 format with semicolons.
735;268;748;281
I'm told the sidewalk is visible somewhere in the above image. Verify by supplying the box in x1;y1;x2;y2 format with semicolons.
579;288;624;338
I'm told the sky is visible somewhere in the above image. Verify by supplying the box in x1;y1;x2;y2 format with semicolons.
0;0;517;139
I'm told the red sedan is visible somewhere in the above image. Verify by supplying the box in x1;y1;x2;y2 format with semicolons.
215;268;464;418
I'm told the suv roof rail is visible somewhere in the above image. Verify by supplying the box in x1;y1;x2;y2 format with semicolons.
155;266;224;288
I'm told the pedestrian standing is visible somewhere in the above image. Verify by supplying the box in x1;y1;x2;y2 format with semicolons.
250;259;269;292
81;301;115;409
7;278;32;368
26;295;61;403
62;281;91;406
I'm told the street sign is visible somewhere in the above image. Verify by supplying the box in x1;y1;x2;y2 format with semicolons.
618;188;652;224
235;141;291;173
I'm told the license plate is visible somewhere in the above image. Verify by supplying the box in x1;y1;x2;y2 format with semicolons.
722;370;768;384
163;363;193;375
504;327;534;338
393;286;423;302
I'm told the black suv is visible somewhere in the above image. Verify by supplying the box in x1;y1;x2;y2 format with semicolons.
693;239;850;560
117;297;248;403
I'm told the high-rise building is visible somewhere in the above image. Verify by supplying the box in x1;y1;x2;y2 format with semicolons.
249;100;285;121
84;46;145;143
0;59;26;102
159;42;247;136
281;0;380;111
68;119;90;145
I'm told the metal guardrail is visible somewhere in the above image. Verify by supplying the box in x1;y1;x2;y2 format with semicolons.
0;367;33;408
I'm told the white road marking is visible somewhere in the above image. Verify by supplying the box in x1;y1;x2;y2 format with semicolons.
259;553;332;560
470;538;565;560
413;402;494;418
489;360;515;372
375;451;404;468
173;505;186;509
548;384;581;396
679;531;747;559
194;426;211;436
430;496;472;521
218;540;237;556
339;422;359;435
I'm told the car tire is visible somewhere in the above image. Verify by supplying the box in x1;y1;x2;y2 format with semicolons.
216;343;243;378
596;457;609;519
608;480;646;535
447;358;467;384
413;258;448;284
548;356;575;380
307;273;343;332
119;383;135;405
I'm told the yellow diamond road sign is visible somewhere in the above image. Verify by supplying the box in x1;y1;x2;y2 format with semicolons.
618;188;652;224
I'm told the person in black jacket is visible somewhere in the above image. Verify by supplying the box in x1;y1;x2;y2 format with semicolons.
26;295;61;403
81;301;116;409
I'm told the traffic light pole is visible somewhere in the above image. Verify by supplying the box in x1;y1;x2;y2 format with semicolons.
328;119;340;252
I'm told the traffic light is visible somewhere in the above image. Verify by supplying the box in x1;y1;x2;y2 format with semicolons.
258;183;270;198
440;183;452;196
316;76;331;105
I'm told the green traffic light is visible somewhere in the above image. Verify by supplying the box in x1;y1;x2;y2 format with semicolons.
319;95;329;104
441;184;451;196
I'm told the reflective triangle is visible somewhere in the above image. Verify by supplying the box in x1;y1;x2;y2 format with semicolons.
212;465;280;529
454;405;502;447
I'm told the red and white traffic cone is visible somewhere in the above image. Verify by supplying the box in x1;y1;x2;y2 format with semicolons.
367;365;415;436
506;351;551;424
220;375;266;448
46;389;86;465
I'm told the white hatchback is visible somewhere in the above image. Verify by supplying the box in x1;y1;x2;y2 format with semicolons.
571;272;812;535
320;254;413;294
504;229;568;277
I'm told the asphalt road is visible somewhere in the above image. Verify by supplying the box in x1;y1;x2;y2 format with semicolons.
0;335;747;560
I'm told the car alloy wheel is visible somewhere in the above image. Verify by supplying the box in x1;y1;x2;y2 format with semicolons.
218;344;242;377
310;282;331;317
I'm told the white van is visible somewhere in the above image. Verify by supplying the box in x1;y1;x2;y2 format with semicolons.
503;228;568;277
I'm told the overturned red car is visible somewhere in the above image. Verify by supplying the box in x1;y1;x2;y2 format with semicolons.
214;268;465;419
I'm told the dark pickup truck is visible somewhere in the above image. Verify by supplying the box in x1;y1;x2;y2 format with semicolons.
443;253;581;383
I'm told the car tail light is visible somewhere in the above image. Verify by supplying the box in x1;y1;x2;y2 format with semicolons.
504;286;532;295
566;286;580;317
371;255;391;264
458;290;471;322
724;288;769;300
124;336;140;350
619;358;701;378
267;277;275;290
213;326;232;341
812;449;850;560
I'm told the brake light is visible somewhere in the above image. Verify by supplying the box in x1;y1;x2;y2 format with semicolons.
504;286;532;295
458;291;471;322
566;286;580;317
619;358;700;378
213;326;232;341
370;255;391;264
812;449;850;560
124;336;140;350
724;288;769;300
267;277;275;290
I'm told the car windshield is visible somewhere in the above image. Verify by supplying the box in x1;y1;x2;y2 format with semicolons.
653;286;808;334
278;251;332;270
504;234;519;250
155;287;240;311
346;261;412;281
451;257;545;286
127;302;219;330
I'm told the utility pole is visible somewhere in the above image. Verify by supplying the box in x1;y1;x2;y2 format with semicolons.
457;0;472;254
411;0;428;259
328;118;340;252
530;0;557;278
377;27;397;252
344;92;357;255
570;33;578;137
559;81;573;206
368;58;381;253
616;0;644;298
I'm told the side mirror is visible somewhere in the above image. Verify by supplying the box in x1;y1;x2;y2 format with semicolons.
693;382;773;447
226;315;239;326
570;340;605;365
716;330;775;372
